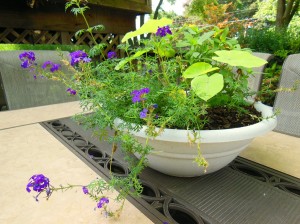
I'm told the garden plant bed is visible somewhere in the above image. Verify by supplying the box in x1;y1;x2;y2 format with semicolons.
41;117;300;224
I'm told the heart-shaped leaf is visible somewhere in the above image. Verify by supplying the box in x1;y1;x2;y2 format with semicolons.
191;73;224;101
212;50;267;68
183;62;219;79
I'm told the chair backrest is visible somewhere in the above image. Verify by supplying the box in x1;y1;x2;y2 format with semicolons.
0;50;78;110
273;53;300;137
248;52;274;92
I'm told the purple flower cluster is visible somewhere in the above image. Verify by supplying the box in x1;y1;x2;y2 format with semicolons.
26;174;50;193
156;26;172;37
19;51;36;69
130;87;150;103
42;60;61;72
107;51;117;59
82;186;89;194
140;108;148;119
69;50;91;66
97;197;109;208
140;104;158;119
67;88;77;95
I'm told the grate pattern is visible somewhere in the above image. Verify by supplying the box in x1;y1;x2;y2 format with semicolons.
42;119;211;224
41;118;300;224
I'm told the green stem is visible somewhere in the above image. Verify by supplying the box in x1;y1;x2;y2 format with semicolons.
77;5;97;46
76;2;106;59
51;184;84;192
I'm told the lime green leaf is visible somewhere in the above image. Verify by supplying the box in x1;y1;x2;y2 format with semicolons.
121;18;173;43
115;49;149;70
183;62;219;79
191;73;224;101
197;31;215;45
155;47;175;58
176;41;190;48
220;27;229;42
212;50;267;68
186;27;197;35
192;52;200;58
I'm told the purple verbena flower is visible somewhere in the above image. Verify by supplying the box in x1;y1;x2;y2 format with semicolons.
26;174;50;193
152;104;158;109
140;108;148;119
132;95;140;103
69;50;91;66
19;51;36;69
156;26;172;37
82;57;92;63
130;87;150;103
19;51;35;61
42;61;52;69
97;197;109;208
107;51;117;59
50;63;61;72
67;88;77;95
140;87;150;94
21;60;30;69
42;61;61;73
82;186;89;194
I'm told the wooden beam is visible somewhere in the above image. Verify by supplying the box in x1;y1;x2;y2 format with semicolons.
22;0;152;14
88;0;152;14
0;6;137;34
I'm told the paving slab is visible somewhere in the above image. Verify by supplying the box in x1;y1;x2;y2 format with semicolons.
0;124;153;224
0;101;83;130
241;131;300;179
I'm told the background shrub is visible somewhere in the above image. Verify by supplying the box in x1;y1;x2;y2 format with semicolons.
238;28;300;55
238;27;299;106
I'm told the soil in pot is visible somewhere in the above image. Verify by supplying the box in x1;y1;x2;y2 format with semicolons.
202;105;262;130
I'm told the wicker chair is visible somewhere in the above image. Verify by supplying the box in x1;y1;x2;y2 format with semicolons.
241;53;300;177
273;53;300;137
250;52;274;92
0;50;78;110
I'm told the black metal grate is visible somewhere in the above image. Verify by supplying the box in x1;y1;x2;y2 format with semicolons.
41;118;300;224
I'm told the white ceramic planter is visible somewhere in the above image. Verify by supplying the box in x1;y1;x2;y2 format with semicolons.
117;102;277;177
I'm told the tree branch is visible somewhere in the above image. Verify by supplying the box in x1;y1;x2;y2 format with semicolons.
153;0;164;19
290;0;300;17
283;0;294;19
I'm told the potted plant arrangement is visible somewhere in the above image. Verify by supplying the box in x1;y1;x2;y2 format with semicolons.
23;0;277;218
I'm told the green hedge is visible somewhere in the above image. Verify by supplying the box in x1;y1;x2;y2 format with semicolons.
0;44;90;52
238;28;300;57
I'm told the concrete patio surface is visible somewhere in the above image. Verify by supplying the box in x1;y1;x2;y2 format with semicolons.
0;101;299;223
0;101;153;224
241;131;300;178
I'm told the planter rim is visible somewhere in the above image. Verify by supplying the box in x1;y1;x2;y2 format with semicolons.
115;101;277;143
